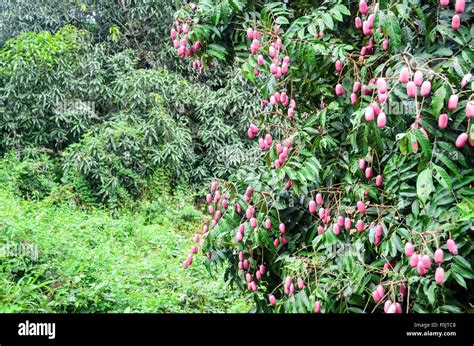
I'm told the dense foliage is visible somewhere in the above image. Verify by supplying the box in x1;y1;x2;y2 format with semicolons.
0;0;175;57
176;0;474;313
0;0;472;315
0;11;259;206
0;157;250;312
0;0;260;313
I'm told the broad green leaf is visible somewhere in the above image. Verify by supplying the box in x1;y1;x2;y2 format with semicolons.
413;129;432;160
322;14;334;30
431;86;446;115
440;305;462;313
432;164;452;190
425;283;436;305
383;15;402;50
436;153;461;178
207;44;228;60
453;256;472;271
334;4;350;16
416;167;434;203
451;263;474;279
276;16;289;25
451;270;467;289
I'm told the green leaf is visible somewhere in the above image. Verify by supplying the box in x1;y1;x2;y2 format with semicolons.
431;86;446;115
308;23;317;36
241;61;256;82
298;289;310;310
451;270;467;289
207;44;228;60
355;125;368;155
412;129;432;160
305;44;316;67
399;135;409;154
383;15;402;50
440;305;462;313
397;228;411;240
334;4;351;16
276;16;290;25
425;282;436;305
330;8;343;22
371;126;384;154
322;14;334;30
453;256;472;271
469;121;474;143
229;0;245;11
392;235;404;252
451;263;474;279
436;153;461;178
413;304;428;313
432;164;452;190
416;167;434;203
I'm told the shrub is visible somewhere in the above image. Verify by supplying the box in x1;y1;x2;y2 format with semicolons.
0;26;108;153
0;152;59;200
0;0;180;67
0;0;78;47
0;23;258;206
62;98;194;209
61;64;259;207
110;67;260;184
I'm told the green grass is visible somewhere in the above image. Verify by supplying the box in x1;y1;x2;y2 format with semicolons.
0;187;251;313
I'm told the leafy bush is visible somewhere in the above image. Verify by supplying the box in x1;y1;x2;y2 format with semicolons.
176;1;474;313
1;0;180;67
0;152;60;200
125;68;260;183
0;23;259;206
0;0;79;47
62;99;193;209
0;25;108;152
60;64;259;206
